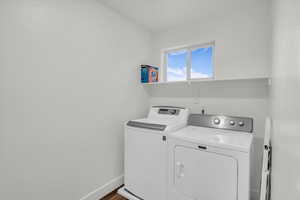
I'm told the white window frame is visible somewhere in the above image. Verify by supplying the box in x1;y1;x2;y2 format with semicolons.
161;41;215;82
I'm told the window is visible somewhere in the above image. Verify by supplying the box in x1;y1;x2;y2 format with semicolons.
166;50;188;81
163;42;214;82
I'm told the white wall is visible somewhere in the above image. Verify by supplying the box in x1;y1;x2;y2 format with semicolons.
271;0;300;199
147;1;272;199
0;1;150;200
150;0;271;79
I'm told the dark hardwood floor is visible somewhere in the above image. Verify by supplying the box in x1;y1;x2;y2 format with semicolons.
100;187;127;200
101;193;127;200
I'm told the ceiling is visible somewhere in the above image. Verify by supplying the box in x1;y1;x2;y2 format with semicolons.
99;0;260;32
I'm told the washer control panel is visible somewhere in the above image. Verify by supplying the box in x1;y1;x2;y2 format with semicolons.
158;108;180;115
188;114;253;133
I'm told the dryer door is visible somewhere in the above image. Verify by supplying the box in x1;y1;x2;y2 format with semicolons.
173;146;238;200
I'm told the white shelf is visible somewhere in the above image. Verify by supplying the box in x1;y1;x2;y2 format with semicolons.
142;77;270;86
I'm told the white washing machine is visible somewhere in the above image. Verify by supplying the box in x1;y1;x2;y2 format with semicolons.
118;106;189;200
168;114;253;200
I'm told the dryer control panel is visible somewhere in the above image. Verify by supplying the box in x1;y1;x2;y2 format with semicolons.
188;114;253;133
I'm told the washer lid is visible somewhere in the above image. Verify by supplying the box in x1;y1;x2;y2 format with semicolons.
126;118;187;133
170;126;253;152
126;106;189;133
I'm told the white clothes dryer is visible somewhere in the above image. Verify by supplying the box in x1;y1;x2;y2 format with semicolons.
167;114;253;200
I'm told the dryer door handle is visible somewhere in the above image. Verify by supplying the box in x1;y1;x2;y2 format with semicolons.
176;162;185;179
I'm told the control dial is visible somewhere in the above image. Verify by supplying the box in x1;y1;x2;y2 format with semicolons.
238;121;245;126
213;118;221;125
229;120;235;126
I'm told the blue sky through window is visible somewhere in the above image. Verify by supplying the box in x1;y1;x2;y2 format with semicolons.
167;50;187;81
191;47;213;78
166;46;213;81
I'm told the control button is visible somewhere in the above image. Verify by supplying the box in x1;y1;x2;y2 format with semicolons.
169;110;176;115
229;120;235;126
213;118;221;125
238;121;245;126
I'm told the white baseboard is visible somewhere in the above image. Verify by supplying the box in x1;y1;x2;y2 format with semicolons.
80;175;124;200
